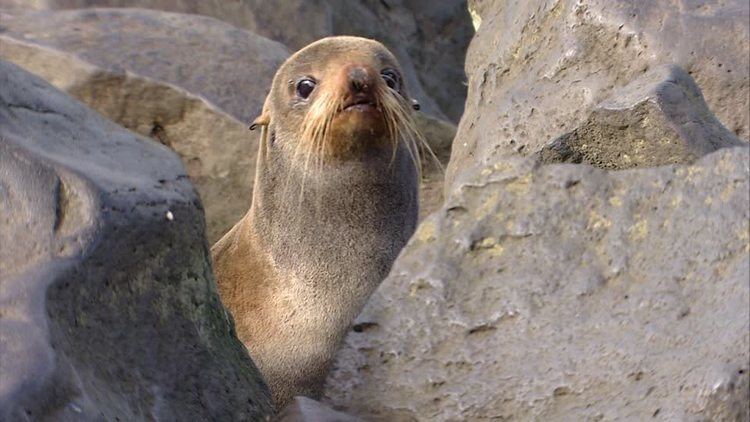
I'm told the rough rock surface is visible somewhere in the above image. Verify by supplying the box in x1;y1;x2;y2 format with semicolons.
0;8;289;242
275;396;362;422
0;59;273;420
415;113;455;220
324;2;750;419
449;0;749;186
0;0;473;123
539;65;744;169
325;147;750;421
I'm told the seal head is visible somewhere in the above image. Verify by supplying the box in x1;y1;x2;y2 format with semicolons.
252;36;422;167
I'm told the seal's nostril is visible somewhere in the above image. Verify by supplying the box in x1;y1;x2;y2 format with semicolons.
349;67;369;92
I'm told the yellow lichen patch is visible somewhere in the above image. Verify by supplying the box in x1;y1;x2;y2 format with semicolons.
488;244;505;257
472;237;506;257
475;192;500;220
476;237;497;248
415;220;437;243
739;229;749;253
687;166;704;179
493;162;512;172
704;195;713;206
628;219;649;242
720;183;735;202
670;195;683;208
505;174;532;195
408;279;431;297
715;154;736;175
608;196;622;207
587;210;611;231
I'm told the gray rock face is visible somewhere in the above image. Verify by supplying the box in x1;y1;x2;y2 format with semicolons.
275;397;363;422
0;0;331;57
0;8;289;242
325;147;750;421
324;2;750;420
449;0;749;186
0;0;473;123
0;59;273;420
540;65;745;169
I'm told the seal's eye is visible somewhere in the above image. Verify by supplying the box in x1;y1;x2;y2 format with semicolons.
380;69;400;91
296;78;316;99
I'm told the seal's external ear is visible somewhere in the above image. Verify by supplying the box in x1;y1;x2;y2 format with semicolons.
411;99;420;111
249;98;271;131
249;111;270;130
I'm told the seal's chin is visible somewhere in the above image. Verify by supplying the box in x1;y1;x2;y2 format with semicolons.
325;106;388;157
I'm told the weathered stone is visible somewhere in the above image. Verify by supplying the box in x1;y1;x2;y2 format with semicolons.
0;0;331;58
0;8;289;242
0;59;273;420
0;0;473;123
449;0;749;186
415;112;455;220
275;396;362;422
539;65;745;169
325;147;750;421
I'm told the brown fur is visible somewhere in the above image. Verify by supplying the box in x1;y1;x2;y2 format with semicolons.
211;37;425;407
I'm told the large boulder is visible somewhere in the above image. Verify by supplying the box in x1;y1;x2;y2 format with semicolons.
0;0;473;123
324;1;750;420
449;0;749;185
0;8;289;242
0;0;331;56
0;59;273;420
325;146;750;421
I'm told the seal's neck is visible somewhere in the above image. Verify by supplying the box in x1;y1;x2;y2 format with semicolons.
249;132;417;303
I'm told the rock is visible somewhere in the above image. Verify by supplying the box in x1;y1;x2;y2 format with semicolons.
415;112;455;220
0;0;331;56
0;8;289;242
324;2;750;419
275;396;362;422
0;59;273;420
449;0;749;186
0;0;474;123
539;65;745;169
325;147;750;420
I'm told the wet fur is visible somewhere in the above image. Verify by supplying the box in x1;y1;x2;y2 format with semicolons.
211;37;422;408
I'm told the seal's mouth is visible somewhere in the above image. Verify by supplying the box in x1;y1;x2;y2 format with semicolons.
341;94;377;113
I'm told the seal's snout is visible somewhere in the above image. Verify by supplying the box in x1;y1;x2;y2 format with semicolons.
341;64;378;112
348;66;371;93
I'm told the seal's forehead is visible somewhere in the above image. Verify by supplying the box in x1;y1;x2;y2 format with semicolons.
280;36;400;75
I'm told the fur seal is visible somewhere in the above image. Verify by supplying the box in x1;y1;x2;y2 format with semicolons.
211;36;425;407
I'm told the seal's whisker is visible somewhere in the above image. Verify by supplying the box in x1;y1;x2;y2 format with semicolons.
378;88;435;179
298;87;338;204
